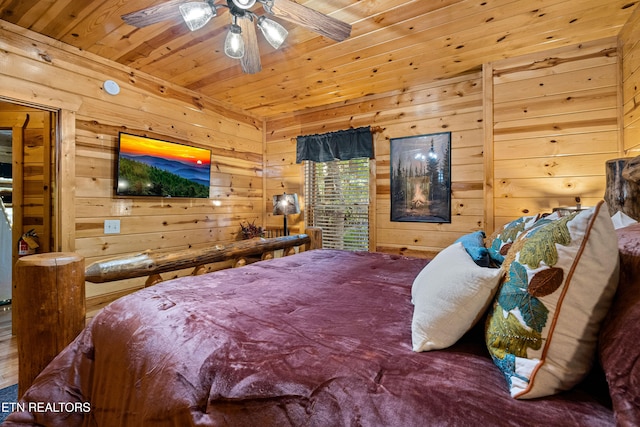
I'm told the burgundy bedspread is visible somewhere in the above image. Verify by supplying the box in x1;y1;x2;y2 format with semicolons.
4;249;613;426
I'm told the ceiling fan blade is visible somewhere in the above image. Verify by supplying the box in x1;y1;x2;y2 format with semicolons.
238;15;262;74
122;0;186;28
267;0;351;42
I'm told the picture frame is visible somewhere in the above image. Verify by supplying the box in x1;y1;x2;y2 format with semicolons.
390;132;451;223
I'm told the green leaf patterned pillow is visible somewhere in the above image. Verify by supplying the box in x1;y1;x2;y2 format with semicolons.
485;201;620;399
486;215;539;266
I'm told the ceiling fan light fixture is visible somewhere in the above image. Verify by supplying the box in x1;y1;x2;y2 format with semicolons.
179;2;216;31
121;0;352;74
230;0;257;10
224;23;245;59
257;16;288;49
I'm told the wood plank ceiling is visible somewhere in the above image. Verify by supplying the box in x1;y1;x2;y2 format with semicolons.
0;0;638;119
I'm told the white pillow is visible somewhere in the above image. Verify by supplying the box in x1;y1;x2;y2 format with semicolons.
411;242;503;352
611;210;637;229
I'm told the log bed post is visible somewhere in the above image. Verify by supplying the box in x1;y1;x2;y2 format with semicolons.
305;227;322;251
14;252;85;397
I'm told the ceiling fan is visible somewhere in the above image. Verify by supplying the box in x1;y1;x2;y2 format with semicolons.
121;0;352;74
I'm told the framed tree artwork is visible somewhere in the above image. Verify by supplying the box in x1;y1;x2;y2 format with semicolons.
390;132;451;223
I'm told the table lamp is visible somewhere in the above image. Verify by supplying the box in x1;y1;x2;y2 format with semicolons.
273;192;300;236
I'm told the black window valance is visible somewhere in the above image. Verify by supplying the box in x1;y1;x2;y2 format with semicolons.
296;126;373;163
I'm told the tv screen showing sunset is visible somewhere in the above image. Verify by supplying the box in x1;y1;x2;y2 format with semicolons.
116;133;211;198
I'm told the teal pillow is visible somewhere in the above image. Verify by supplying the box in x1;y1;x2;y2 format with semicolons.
454;231;490;267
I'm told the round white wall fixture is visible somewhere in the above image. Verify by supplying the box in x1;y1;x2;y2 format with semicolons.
103;80;120;96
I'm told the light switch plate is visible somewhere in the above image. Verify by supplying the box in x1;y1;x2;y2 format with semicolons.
104;219;121;234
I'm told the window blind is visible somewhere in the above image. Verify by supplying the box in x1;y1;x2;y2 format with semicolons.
304;158;369;251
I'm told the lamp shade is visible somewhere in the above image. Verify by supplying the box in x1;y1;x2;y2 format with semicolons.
179;2;216;31
273;193;300;216
224;23;245;59
257;16;288;49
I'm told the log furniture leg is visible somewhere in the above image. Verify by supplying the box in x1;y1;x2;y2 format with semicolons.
14;252;85;397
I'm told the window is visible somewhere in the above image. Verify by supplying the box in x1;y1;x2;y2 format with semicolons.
304;158;369;251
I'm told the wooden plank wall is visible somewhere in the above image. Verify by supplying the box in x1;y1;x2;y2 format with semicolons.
620;5;640;154
0;21;264;300
265;72;485;258
266;37;624;257
74;122;263;299
490;37;621;229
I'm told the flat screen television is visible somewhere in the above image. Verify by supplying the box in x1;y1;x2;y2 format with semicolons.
116;132;211;198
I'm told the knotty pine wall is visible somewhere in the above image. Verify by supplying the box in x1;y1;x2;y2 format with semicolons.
620;4;640;155
265;37;626;257
490;37;621;230
0;21;264;301
265;72;485;258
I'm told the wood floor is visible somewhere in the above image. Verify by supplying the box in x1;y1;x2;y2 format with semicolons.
0;304;17;390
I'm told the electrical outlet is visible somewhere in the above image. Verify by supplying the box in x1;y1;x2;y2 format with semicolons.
104;219;121;234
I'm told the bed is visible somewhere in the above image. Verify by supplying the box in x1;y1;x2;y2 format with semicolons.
4;215;640;426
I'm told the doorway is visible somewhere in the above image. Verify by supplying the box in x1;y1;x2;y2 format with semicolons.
0;129;11;302
0;100;58;304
